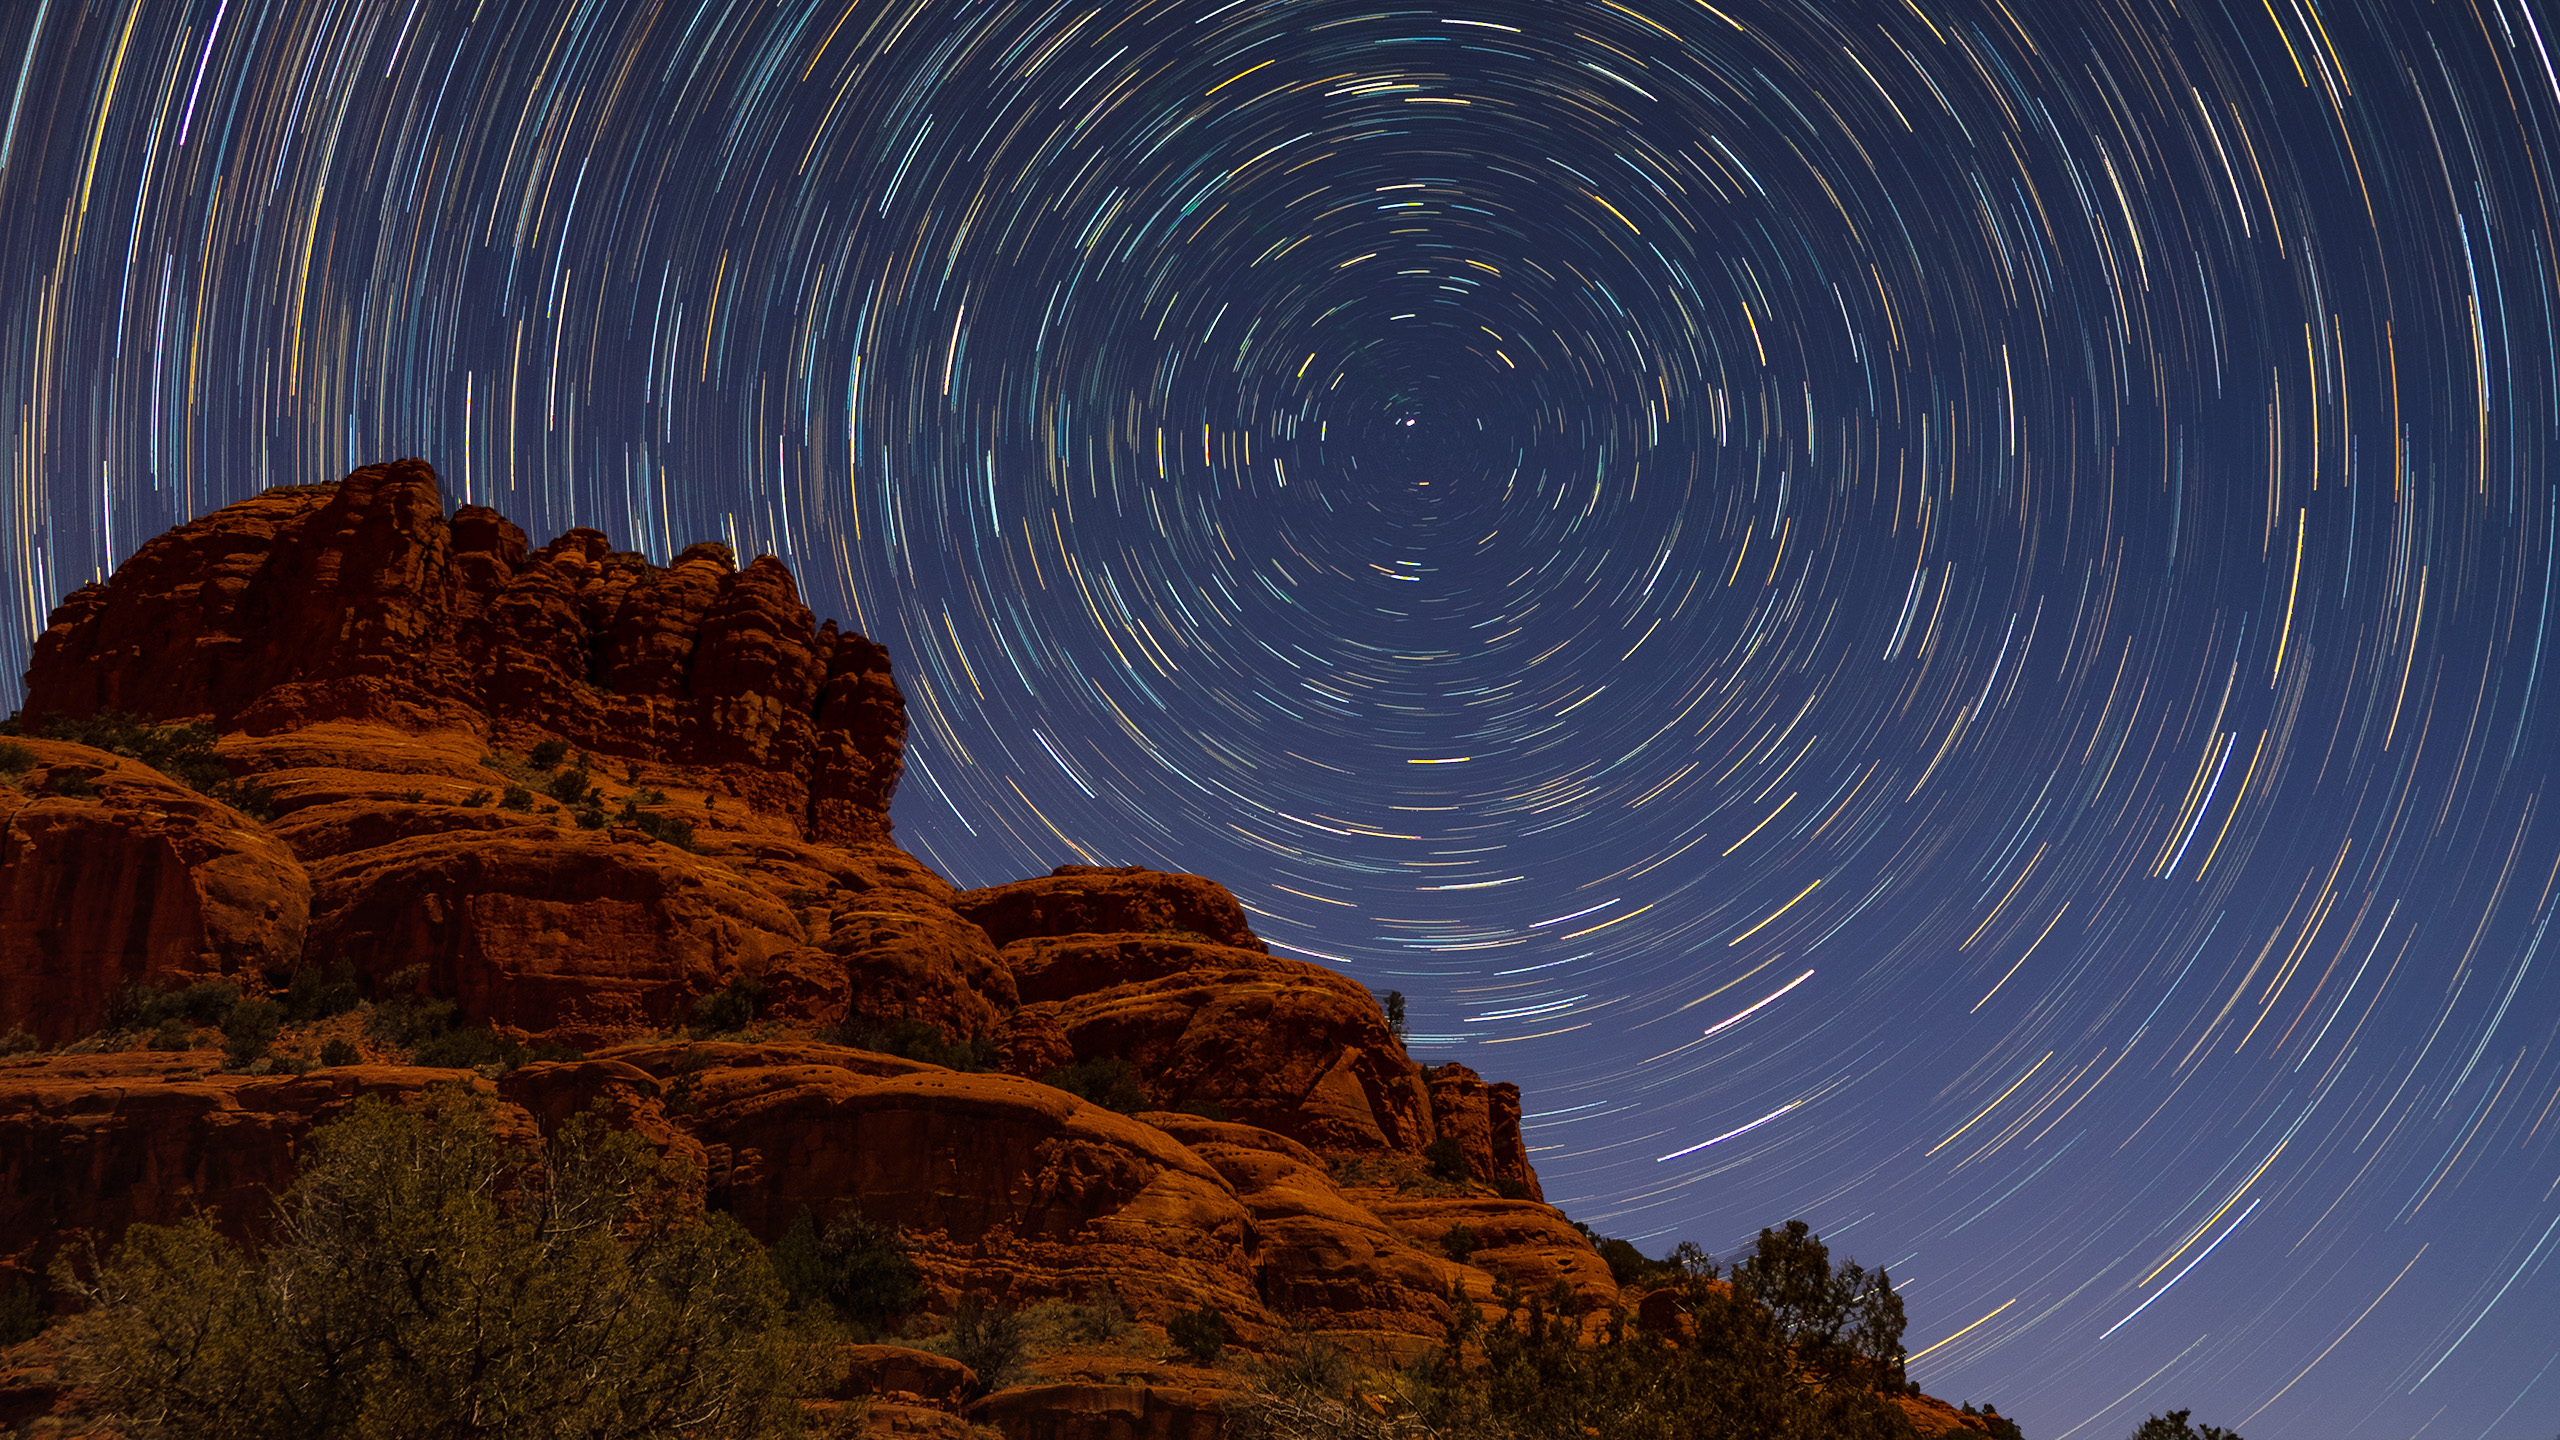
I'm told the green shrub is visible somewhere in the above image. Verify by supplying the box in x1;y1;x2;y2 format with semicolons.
1493;1176;1532;1200
108;978;243;1032
358;974;580;1073
769;1207;923;1336
149;1017;194;1051
318;1038;361;1068
692;976;768;1035
1166;1304;1228;1365
365;990;459;1049
0;1027;40;1057
48;770;95;797
497;785;536;812
460;788;491;808
1592;1236;1683;1288
213;777;279;820
284;964;362;1023
410;1025;524;1071
0;741;33;776
1039;1291;1130;1344
221;999;282;1068
1730;1219;1907;1387
2127;1409;2240;1440
546;763;594;806
941;1298;1025;1396
1223;1338;1378;1440
528;738;569;770
822;1014;993;1071
50;1086;802;1438
0;1274;43;1345
19;711;225;791
1441;1223;1479;1263
1423;1136;1473;1183
617;795;697;849
1038;1055;1151;1113
1409;1270;1917;1440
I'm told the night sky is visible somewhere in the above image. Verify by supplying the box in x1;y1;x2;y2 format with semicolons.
5;1;2560;1434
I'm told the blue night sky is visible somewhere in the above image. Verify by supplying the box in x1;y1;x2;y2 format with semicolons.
6;2;2560;1435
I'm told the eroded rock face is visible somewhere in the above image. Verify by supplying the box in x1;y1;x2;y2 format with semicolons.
679;1062;1270;1333
0;1052;506;1263
0;738;309;1044
1149;1114;1467;1362
21;460;906;846
968;1382;1228;1440
1362;1194;1619;1318
305;822;809;1042
968;878;1540;1195
1425;1062;1541;1203
957;867;1263;952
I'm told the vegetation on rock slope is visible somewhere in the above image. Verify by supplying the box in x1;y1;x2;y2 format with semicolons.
28;1085;1999;1440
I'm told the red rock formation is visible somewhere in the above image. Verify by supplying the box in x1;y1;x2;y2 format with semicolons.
957;866;1264;952
1424;1061;1541;1203
21;459;906;846
0;1051;509;1263
969;1381;1227;1440
0;738;309;1044
831;1345;980;1409
1148;1113;1470;1362
1362;1193;1622;1321
675;1061;1269;1331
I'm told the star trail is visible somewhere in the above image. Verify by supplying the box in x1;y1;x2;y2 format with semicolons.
5;1;2560;1434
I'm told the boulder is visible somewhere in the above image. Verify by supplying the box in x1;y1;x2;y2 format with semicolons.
956;868;1261;953
1030;950;1433;1157
968;1381;1228;1440
833;1344;980;1407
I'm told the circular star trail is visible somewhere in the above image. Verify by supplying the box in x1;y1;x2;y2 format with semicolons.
7;2;2560;1434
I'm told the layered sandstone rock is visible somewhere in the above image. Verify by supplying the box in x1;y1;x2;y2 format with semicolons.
956;867;1264;953
678;1063;1271;1335
961;872;1537;1197
20;460;905;846
0;1052;512;1264
0;738;309;1044
1148;1113;1475;1363
1361;1193;1620;1318
1423;1061;1540;1203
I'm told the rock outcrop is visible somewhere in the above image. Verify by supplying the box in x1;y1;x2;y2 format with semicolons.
0;738;309;1044
20;459;905;846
